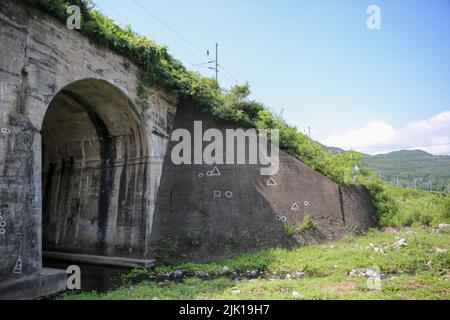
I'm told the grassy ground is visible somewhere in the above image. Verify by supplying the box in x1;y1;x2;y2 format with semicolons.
63;228;449;300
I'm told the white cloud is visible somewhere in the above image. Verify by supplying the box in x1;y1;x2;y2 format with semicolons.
321;111;450;155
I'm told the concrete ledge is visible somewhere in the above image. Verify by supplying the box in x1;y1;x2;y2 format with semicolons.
43;251;155;268
0;268;66;300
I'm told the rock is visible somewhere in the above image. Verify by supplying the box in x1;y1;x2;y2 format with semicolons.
384;227;399;234
248;270;258;277
233;277;250;283
367;243;386;253
285;274;291;279
365;268;379;277
195;270;209;278
432;224;450;233
440;268;449;275
292;291;301;299
435;248;448;254
221;266;231;275
392;238;407;250
373;247;384;253
173;270;183;278
292;271;305;279
349;268;367;277
441;275;450;281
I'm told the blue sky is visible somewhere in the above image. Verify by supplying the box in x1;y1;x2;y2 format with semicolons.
94;0;450;154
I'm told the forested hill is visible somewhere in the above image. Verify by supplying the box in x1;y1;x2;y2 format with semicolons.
362;150;450;191
322;145;450;191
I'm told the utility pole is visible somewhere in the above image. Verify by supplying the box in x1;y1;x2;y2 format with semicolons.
308;126;311;139
396;174;399;186
200;43;219;83
215;43;218;83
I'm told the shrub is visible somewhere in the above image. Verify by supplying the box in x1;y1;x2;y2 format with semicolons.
296;215;315;232
284;223;295;237
185;232;202;247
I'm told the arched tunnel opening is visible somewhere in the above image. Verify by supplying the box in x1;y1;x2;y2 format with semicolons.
41;79;150;265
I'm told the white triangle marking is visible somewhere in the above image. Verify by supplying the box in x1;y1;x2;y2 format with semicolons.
291;202;300;211
267;178;277;186
210;167;221;176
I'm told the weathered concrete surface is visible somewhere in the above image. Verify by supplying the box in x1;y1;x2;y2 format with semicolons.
43;251;155;268
0;0;377;299
150;102;377;263
0;0;175;298
0;268;66;300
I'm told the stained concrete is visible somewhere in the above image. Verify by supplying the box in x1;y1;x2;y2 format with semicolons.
1;0;376;299
0;268;66;300
150;102;377;262
43;251;155;268
41;80;151;258
1;0;174;298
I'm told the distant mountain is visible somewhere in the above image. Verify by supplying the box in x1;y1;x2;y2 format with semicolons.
322;145;346;154
363;150;450;191
322;145;450;191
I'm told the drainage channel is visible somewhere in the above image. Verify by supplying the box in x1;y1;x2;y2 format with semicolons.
43;258;131;295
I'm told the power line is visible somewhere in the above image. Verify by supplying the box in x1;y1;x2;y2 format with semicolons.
128;0;257;92
99;2;198;67
219;65;239;84
131;0;207;60
99;0;264;100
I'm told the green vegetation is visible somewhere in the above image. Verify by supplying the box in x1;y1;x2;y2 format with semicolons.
136;84;151;101
223;233;238;246
23;0;450;228
284;215;316;236
156;236;180;259
379;186;450;227
297;215;316;232
185;232;202;247
362;150;450;192
284;222;296;237
63;229;450;300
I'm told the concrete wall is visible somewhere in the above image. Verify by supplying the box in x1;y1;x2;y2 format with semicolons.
150;102;377;263
0;0;176;277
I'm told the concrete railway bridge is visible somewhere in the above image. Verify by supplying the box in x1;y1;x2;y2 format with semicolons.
0;1;376;299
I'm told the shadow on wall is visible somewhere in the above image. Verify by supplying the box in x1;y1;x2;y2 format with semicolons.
150;100;377;263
